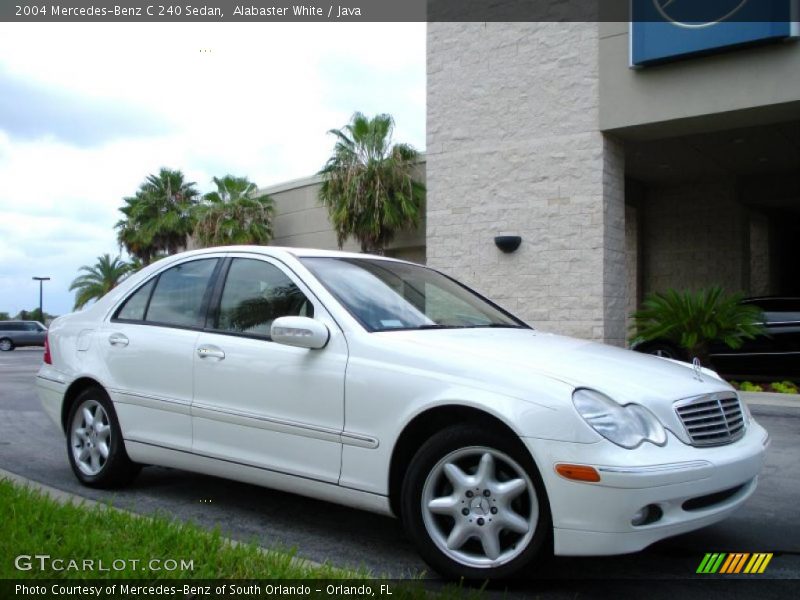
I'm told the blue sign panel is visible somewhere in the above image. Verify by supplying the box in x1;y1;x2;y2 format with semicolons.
631;0;799;67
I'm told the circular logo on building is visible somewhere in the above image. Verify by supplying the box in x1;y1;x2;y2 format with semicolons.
653;0;749;29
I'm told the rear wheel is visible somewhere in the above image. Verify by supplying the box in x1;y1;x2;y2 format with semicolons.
66;386;140;488
0;338;14;351
401;425;550;580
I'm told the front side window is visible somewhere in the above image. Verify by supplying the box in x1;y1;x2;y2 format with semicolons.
215;258;312;338
301;258;526;332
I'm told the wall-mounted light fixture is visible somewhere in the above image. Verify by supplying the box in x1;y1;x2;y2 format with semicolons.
494;235;522;253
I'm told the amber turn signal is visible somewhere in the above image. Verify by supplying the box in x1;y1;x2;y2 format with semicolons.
555;463;601;482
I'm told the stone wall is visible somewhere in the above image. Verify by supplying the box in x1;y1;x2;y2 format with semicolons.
641;181;746;295
427;22;627;345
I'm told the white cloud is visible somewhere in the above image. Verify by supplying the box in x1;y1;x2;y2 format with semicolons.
0;22;426;316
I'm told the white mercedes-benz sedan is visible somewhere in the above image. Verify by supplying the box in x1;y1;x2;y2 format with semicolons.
36;246;769;579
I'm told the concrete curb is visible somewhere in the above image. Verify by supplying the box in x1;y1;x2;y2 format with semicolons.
740;392;800;408
0;467;326;571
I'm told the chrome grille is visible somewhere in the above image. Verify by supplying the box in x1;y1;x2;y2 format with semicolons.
674;393;746;447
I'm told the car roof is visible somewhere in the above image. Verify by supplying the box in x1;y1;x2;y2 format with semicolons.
174;245;411;264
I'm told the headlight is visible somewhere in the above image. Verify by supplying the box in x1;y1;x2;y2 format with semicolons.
572;388;667;449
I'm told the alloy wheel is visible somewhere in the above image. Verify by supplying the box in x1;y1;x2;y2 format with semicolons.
70;399;112;476
421;446;538;569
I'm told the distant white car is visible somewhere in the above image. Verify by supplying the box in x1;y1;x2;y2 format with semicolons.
37;247;768;579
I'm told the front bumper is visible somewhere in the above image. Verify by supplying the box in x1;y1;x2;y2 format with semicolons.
524;419;769;556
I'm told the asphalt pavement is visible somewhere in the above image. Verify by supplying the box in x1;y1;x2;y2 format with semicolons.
1;347;797;597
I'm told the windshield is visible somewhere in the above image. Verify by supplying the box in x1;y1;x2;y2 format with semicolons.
301;257;528;332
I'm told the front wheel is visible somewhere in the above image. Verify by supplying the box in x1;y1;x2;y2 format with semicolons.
401;425;551;580
66;386;140;488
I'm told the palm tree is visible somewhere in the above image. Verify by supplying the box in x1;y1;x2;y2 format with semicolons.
630;287;765;364
319;112;425;253
194;175;275;247
69;254;133;309
115;168;200;264
116;194;154;265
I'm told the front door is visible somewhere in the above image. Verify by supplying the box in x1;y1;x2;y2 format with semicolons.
191;256;347;483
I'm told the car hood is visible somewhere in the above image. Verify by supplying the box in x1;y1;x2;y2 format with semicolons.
374;328;732;408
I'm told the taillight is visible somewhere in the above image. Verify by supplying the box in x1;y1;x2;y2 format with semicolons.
43;333;52;365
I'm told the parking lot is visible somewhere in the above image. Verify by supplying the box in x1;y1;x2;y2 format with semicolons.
1;347;798;596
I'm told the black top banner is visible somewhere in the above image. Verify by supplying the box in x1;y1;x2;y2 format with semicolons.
2;1;798;23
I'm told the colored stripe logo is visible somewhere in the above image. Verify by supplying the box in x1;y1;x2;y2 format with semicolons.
697;553;773;574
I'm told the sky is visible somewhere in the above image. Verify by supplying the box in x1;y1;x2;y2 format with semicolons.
0;22;426;317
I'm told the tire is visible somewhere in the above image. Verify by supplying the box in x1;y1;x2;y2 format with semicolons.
66;386;140;488
0;338;14;352
401;424;551;580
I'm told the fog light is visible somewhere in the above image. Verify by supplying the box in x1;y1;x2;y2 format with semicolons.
631;504;663;526
631;507;648;526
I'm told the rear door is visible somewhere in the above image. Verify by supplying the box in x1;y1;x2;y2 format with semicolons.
191;255;347;483
101;257;222;451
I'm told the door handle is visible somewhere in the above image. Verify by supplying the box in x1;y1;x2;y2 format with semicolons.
108;333;129;347
197;345;225;360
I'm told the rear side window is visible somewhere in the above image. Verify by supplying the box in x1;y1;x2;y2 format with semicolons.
116;279;156;321
115;260;218;327
146;259;218;327
1;323;22;331
215;258;312;338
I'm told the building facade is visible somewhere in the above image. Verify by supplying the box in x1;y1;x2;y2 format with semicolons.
264;18;800;347
427;20;800;345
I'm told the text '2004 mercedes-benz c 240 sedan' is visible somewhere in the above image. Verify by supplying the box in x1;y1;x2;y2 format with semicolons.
36;247;769;579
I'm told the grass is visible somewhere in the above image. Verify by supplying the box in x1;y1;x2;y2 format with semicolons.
0;477;349;580
0;478;481;599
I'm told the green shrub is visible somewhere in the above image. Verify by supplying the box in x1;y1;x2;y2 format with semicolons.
630;287;764;365
738;381;764;392
770;381;799;394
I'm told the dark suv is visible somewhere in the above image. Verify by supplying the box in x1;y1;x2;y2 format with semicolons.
0;321;47;351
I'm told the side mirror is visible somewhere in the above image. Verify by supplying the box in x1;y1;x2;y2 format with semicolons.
270;316;330;350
